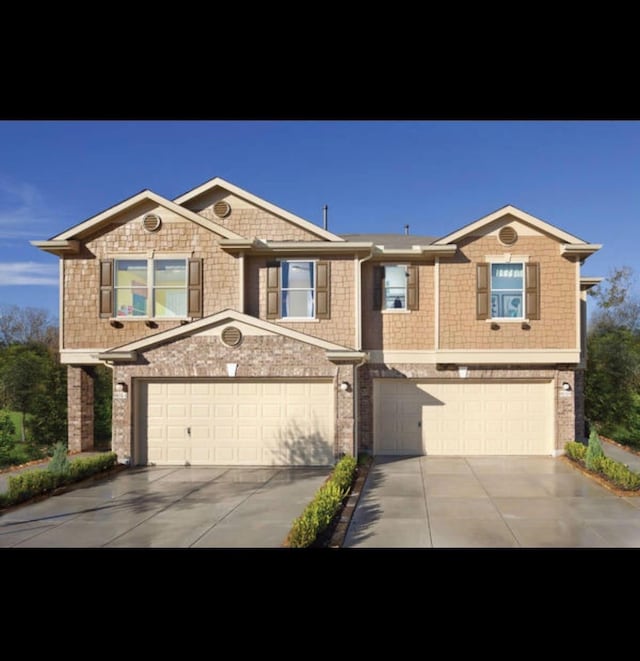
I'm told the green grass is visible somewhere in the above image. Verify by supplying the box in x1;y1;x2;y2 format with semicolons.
0;410;23;442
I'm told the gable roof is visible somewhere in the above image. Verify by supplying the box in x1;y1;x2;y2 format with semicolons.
433;204;591;245
173;176;344;243
38;189;246;244
98;309;366;362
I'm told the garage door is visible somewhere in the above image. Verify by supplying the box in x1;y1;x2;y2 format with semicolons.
136;380;335;466
374;379;554;455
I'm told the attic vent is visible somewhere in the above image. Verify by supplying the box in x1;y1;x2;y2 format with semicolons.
142;213;162;233
221;325;243;347
498;226;518;246
213;200;231;219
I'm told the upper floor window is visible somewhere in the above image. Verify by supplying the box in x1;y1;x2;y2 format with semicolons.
373;264;419;311
99;258;202;320
476;261;539;321
490;263;523;318
266;260;331;321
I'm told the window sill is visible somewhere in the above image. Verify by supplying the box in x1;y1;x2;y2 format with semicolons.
486;318;530;323
109;317;192;323
276;318;320;323
381;309;411;314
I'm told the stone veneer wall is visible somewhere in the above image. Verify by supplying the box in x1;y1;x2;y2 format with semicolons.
245;255;356;348
439;235;577;349
67;365;94;452
63;205;238;349
357;364;577;455
110;334;355;464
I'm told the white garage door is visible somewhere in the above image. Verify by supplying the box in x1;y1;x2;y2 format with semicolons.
374;379;554;455
137;380;335;466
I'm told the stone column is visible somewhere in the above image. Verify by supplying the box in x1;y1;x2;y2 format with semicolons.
67;365;95;452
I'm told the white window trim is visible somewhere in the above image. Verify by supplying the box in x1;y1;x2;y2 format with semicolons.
486;256;527;321
278;258;318;321
112;256;190;320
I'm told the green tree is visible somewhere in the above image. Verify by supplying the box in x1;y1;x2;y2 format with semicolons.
0;411;16;464
585;428;605;471
586;266;640;443
28;352;67;445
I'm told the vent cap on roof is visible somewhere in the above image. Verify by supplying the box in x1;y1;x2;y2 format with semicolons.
142;213;162;233
498;226;518;246
213;200;231;219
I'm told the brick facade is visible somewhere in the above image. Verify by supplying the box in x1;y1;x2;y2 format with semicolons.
67;365;95;452
110;333;355;464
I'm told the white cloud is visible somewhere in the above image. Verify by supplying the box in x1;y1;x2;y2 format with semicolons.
0;177;50;239
0;262;58;286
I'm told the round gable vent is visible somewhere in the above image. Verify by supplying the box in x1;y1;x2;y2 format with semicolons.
142;213;162;233
213;200;231;219
221;325;243;347
498;226;518;246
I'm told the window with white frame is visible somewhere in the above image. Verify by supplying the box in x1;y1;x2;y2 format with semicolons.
115;258;187;318
281;260;315;318
384;265;408;310
490;262;524;318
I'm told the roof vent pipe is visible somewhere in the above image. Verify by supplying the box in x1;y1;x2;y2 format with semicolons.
323;205;328;230
404;224;409;235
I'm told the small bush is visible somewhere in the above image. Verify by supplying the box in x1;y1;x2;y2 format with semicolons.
585;429;605;471
285;455;356;548
598;456;640;491
565;441;587;463
47;442;71;476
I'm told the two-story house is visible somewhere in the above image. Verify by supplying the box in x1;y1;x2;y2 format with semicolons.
32;177;602;466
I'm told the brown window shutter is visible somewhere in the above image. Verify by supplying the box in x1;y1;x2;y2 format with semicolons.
316;261;331;319
526;262;540;320
99;260;114;318
407;265;419;311
266;261;280;319
476;263;489;320
188;258;203;318
373;265;384;310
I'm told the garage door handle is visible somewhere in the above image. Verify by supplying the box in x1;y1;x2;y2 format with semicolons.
187;427;191;436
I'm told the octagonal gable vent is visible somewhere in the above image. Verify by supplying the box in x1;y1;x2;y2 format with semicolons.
221;325;243;347
498;225;518;246
142;213;162;233
213;200;231;219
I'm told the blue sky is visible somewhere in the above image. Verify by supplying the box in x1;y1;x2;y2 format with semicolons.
0;120;637;322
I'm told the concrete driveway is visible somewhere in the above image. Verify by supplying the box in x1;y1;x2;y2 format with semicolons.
343;455;640;548
0;465;331;548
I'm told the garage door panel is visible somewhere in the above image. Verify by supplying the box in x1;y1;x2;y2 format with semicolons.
140;380;334;466
375;379;553;456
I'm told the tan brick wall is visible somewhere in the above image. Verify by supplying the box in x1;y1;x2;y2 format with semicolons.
439;234;577;349
63;204;238;349
67;365;94;452
110;334;355;463
246;255;356;347
362;262;435;350
357;364;577;454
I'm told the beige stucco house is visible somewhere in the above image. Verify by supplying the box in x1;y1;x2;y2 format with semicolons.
32;177;602;465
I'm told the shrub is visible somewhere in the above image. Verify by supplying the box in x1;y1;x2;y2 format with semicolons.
565;441;587;463
285;455;356;548
585;429;605;471
47;442;70;476
598;456;640;491
3;452;118;508
0;412;15;464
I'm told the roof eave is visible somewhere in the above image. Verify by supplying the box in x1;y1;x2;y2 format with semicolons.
580;276;604;291
561;244;602;259
30;239;80;256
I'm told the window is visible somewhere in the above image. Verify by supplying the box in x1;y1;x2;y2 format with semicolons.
100;258;202;319
281;260;315;318
266;260;330;320
490;263;523;318
476;261;539;321
373;264;419;311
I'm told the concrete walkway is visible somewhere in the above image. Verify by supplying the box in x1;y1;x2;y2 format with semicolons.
600;438;640;472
